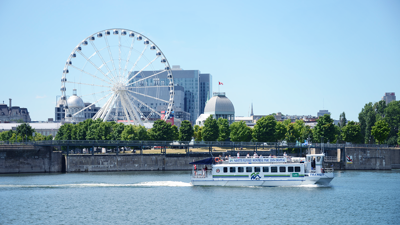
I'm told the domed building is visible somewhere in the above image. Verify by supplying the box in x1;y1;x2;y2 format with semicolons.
65;89;85;123
196;92;235;126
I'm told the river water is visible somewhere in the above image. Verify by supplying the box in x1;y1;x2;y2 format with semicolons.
0;170;399;224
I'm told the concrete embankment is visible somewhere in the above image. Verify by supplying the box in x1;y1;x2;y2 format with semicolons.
0;145;63;173
0;145;400;173
66;154;207;172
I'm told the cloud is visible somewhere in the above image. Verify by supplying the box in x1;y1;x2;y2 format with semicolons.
36;95;46;99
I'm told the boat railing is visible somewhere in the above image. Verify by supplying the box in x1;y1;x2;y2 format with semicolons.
323;168;334;173
192;169;212;178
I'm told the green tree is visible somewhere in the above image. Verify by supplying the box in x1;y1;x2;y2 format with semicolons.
111;123;125;140
252;115;277;142
217;118;230;141
121;125;136;141
341;121;362;143
358;102;377;143
286;124;298;143
171;125;179;140
230;121;252;142
55;123;74;140
193;125;202;141
301;125;313;143
339;112;347;128
384;100;400;145
397;130;400;146
313;114;336;143
0;130;14;141
148;120;173;141
275;122;286;142
179;120;194;141
16;123;35;141
371;120;390;144
46;135;53;141
202;115;219;141
283;119;291;127
86;123;100;140
293;120;305;142
33;132;46;141
374;100;387;120
136;125;149;140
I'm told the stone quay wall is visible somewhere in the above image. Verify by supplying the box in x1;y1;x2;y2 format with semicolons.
66;154;206;172
0;145;63;174
1;145;400;173
344;147;400;170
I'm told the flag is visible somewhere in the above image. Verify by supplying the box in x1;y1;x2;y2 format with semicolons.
219;82;223;85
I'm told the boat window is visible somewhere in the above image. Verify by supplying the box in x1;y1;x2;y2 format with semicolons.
288;167;294;172
223;167;228;173
246;167;252;173
238;167;244;173
280;167;286;172
263;167;269;172
295;166;301;172
271;167;277;173
230;167;236;173
254;167;260;172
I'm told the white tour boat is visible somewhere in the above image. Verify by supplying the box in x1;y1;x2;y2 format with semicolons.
190;153;334;186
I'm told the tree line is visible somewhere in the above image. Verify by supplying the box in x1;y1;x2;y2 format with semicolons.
1;99;399;146
0;123;53;142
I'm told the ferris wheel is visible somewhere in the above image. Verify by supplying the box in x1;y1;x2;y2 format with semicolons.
60;28;175;125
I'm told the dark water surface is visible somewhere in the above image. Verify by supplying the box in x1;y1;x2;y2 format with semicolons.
1;170;399;224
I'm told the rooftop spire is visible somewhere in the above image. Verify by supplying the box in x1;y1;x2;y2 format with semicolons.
250;102;254;116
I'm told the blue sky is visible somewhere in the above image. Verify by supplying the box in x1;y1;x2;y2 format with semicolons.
0;0;399;122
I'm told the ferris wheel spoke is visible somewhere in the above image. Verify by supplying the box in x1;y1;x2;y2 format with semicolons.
118;33;122;79
126;70;166;86
103;94;119;121
120;93;139;124
66;81;111;88
69;65;112;85
119;93;133;123
122;38;135;79
72;92;112;117
93;94;114;120
96;95;115;120
126;45;148;81
121;92;142;124
127;92;162;117
76;51;115;83
126;90;169;103
104;35;119;82
128;86;169;89
89;40;117;82
126;56;160;84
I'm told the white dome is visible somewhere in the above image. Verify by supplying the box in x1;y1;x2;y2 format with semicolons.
204;93;234;114
67;95;85;108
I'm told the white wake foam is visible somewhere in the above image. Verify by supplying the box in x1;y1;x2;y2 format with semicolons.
0;181;192;188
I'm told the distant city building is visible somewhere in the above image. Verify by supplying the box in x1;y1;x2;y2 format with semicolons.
196;92;235;126
382;92;396;105
0;99;31;123
129;65;212;124
317;110;331;117
55;89;100;123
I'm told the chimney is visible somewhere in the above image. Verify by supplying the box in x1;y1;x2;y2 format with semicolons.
9;98;11;108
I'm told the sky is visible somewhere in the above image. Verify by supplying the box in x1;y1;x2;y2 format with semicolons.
0;0;399;122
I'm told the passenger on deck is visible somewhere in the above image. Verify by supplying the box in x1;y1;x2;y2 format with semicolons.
253;152;258;158
237;152;240;158
259;155;263;158
246;153;250;158
225;155;228;161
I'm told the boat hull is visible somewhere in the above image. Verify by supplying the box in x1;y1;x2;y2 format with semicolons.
191;174;333;187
